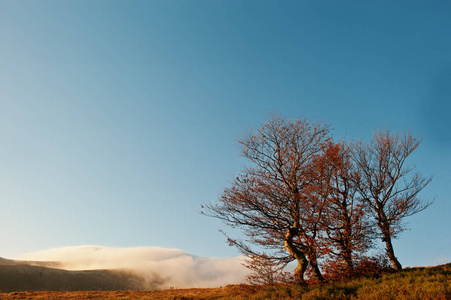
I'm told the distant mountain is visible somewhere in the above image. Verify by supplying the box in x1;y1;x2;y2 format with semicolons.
0;258;17;265
0;257;153;292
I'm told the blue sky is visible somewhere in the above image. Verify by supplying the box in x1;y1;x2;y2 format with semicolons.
0;0;450;267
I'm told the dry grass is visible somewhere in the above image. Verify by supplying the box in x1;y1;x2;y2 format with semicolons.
1;264;450;299
0;286;244;300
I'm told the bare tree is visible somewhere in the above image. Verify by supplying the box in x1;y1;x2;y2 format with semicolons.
352;131;433;270
203;117;331;285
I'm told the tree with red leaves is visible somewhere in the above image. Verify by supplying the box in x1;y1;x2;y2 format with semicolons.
313;142;375;272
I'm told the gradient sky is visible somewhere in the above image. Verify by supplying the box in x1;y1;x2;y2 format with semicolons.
0;0;450;267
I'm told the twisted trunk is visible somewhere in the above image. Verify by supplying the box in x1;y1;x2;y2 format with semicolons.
284;228;308;285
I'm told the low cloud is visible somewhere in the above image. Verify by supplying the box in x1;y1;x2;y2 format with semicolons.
16;245;248;289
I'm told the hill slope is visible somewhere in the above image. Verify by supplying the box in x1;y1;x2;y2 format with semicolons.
0;257;150;292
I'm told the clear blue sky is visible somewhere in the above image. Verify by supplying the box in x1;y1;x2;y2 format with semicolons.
0;0;450;267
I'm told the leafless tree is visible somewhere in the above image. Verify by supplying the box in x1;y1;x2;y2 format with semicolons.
352;131;433;270
203;117;331;285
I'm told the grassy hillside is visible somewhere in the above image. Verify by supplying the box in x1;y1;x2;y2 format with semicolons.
234;263;451;300
0;263;449;299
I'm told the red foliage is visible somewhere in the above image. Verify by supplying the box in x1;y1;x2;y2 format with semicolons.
320;254;394;282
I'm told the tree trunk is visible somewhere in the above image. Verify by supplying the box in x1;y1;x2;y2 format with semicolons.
378;214;402;271
342;218;354;270
382;233;402;271
284;228;308;285
293;256;308;286
343;249;354;271
306;251;327;283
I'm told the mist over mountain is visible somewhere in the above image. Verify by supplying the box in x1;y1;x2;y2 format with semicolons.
1;246;248;292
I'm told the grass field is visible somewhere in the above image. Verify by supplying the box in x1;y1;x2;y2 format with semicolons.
1;263;450;299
